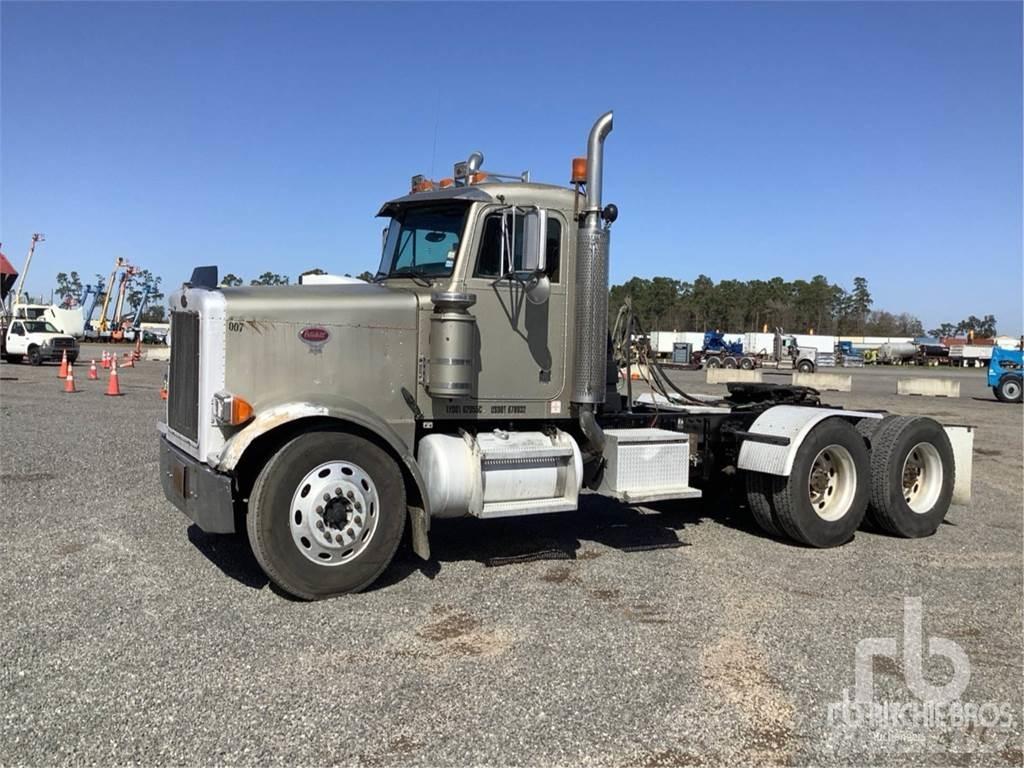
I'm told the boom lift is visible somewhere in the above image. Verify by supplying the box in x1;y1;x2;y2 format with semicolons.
157;113;975;600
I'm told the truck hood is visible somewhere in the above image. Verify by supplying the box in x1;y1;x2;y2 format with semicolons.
221;282;419;327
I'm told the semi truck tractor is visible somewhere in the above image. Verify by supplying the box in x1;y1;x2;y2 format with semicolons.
158;112;974;599
703;329;817;372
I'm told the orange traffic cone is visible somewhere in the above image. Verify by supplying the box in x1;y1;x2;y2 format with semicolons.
58;350;69;379
122;353;134;369
159;374;169;401
63;363;77;393
105;359;122;397
88;360;99;380
101;351;110;370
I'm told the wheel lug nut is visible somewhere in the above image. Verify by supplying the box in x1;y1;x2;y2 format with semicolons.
323;493;331;502
316;506;324;514
347;491;355;501
354;502;362;511
335;487;343;496
316;521;324;531
335;533;344;543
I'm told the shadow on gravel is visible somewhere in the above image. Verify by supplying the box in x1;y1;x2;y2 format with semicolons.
373;488;767;590
185;489;771;595
187;525;269;590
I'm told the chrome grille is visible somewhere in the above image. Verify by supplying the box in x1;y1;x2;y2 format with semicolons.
168;311;200;441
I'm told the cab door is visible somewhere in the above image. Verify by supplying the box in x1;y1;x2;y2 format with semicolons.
7;322;27;354
463;208;569;403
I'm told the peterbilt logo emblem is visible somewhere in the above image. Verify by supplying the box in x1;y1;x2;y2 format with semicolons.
298;326;330;353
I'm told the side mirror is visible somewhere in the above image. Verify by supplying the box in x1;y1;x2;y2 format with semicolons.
521;209;547;273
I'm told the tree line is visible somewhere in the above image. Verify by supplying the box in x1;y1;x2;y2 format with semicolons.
220;270;374;286
608;274;999;339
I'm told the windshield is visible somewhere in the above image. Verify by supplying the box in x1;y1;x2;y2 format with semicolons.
377;205;468;280
24;321;60;334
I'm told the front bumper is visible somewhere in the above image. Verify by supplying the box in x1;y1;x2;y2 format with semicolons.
159;434;237;533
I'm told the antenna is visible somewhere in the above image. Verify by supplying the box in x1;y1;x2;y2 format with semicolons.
429;86;441;179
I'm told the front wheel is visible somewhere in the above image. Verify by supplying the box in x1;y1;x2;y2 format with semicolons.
995;376;1022;403
705;356;722;369
247;431;406;599
797;360;815;373
744;419;869;548
28;347;43;366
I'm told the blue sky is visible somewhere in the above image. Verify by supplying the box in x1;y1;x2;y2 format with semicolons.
2;1;1021;334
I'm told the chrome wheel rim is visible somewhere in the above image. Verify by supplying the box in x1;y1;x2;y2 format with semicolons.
807;444;856;521
901;442;942;513
1004;380;1021;400
289;461;380;566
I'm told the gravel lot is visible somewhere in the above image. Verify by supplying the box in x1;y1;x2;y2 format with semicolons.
2;349;1021;766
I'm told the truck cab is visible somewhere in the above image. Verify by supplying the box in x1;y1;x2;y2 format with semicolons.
158;112;973;600
1;318;79;365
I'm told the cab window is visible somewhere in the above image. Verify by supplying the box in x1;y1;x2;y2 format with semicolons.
474;213;561;283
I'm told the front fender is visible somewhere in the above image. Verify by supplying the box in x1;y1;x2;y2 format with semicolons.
214;398;429;515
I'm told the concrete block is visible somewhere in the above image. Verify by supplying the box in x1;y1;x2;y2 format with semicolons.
792;371;852;392
897;377;960;398
706;368;762;384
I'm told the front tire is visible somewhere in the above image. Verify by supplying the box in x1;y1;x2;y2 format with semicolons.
744;419;869;548
28;347;43;366
705;356;722;369
995;375;1022;403
867;416;955;538
247;431;406;599
797;360;815;373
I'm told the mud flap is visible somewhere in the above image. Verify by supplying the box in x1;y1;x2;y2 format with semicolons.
408;505;431;560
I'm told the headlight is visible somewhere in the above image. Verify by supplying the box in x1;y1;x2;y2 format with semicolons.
212;391;254;426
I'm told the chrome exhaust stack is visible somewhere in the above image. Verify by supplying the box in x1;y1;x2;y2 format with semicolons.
572;110;614;407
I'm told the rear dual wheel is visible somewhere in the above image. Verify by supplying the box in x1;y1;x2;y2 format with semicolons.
745;419;869;547
745;416;955;545
865;416;954;538
247;431;406;600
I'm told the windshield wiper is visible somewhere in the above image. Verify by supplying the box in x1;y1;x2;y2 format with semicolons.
390;267;436;286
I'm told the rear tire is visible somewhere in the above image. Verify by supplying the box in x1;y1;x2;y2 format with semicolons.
723;356;738;369
744;472;784;538
739;357;755;370
705;356;722;369
247;431;406;599
995;375;1022;403
745;419;869;548
866;416;954;538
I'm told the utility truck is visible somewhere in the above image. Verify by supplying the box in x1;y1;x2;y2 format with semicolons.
158;112;974;600
1;317;79;365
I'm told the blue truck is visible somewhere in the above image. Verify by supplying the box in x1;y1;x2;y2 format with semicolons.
989;346;1023;403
